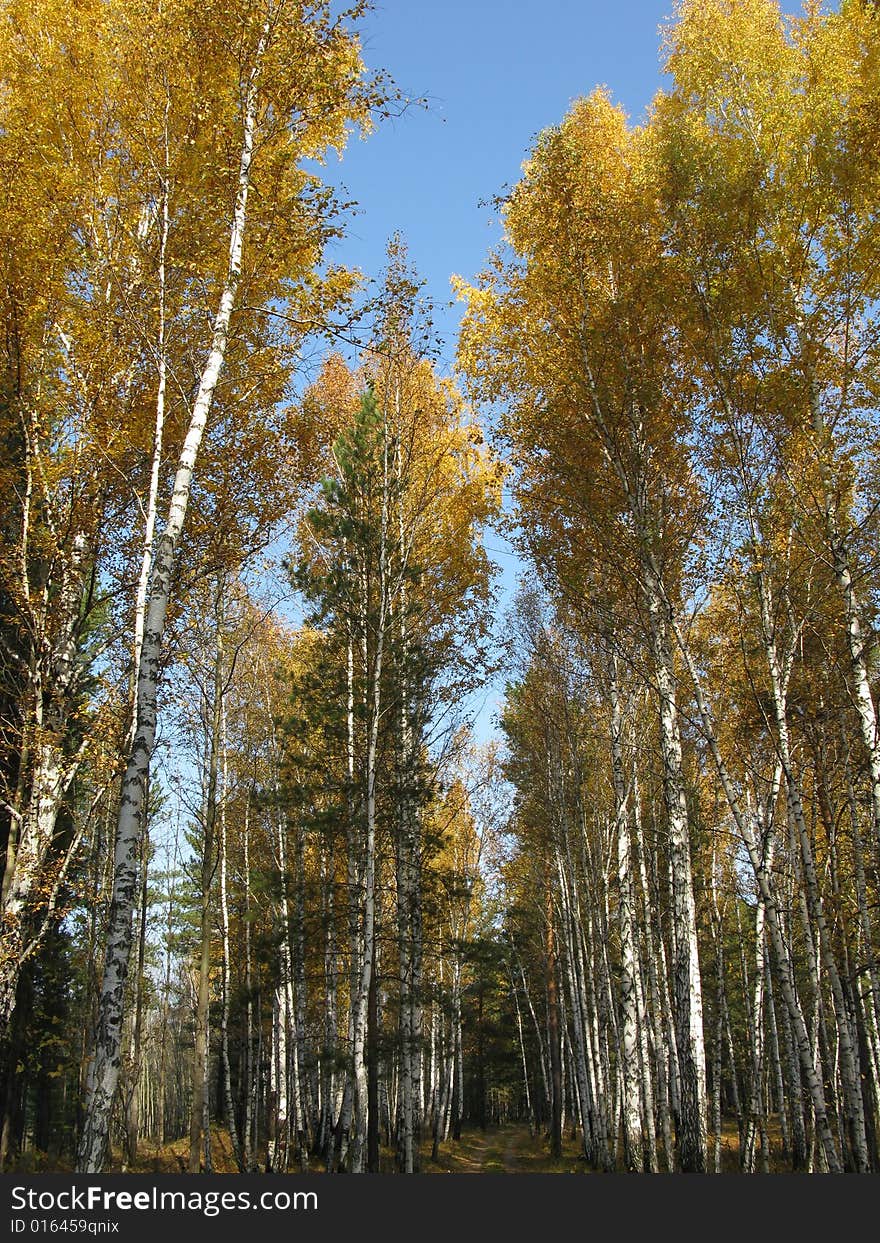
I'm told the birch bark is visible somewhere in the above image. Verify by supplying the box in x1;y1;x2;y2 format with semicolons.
644;570;708;1173
77;20;268;1172
349;447;389;1171
668;609;844;1173
0;531;88;1028
608;650;644;1170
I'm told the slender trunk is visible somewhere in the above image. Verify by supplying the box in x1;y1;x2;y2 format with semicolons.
765;953;789;1162
633;779;675;1172
546;873;563;1159
123;821;149;1168
802;361;880;869
267;983;289;1173
291;816;310;1165
511;966;534;1134
242;794;254;1172
332;635;359;1173
644;575;707;1173
841;725;880;1101
350;423;391;1173
77;24;268;1171
557;848;598;1165
632;927;658;1172
667;607;844;1173
156;833;178;1151
452;969;463;1142
350;653;381;1172
756;572;869;1172
189;599;225;1173
129;102;170;752
219;706;241;1169
1;534;87;1029
712;962;724;1173
515;949;550;1122
609;651;644;1170
319;831;338;1165
741;897;768;1174
366;928;380;1172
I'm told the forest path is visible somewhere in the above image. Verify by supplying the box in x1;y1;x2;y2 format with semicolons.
127;1123;591;1175
427;1124;590;1174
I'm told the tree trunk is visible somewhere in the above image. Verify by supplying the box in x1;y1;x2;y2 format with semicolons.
242;793;254;1173
77;22;268;1172
668;608;844;1173
633;778;675;1171
608;651;644;1170
756;572;869;1172
1;533;87;1030
644;573;707;1173
218;706;241;1169
545;871;563;1160
123;821;149;1168
189;601;224;1173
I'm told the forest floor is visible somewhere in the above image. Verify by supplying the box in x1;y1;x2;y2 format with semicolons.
121;1123;586;1174
425;1123;591;1173
16;1117;786;1174
425;1118;787;1173
123;1116;782;1173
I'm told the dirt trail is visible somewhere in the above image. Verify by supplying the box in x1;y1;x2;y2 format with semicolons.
120;1122;588;1175
427;1124;589;1174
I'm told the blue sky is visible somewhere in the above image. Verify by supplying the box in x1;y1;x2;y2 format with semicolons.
309;1;675;737
322;0;674;370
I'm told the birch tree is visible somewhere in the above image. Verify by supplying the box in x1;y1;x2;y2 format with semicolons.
458;91;710;1170
77;0;381;1172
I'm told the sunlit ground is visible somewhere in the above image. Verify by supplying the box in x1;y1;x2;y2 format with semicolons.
9;1115;794;1174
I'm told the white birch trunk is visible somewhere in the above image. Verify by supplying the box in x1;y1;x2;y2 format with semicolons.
351;416;394;1172
741;895;768;1174
556;850;597;1164
608;651;644;1170
801;361;880;868
267;983;290;1173
633;779;675;1171
668;608;844;1173
755;570;869;1171
515;950;550;1122
76;22;268;1172
511;967;533;1133
129;103;170;752
843;741;880;1083
1;532;87;1028
350;573;387;1169
644;572;708;1172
